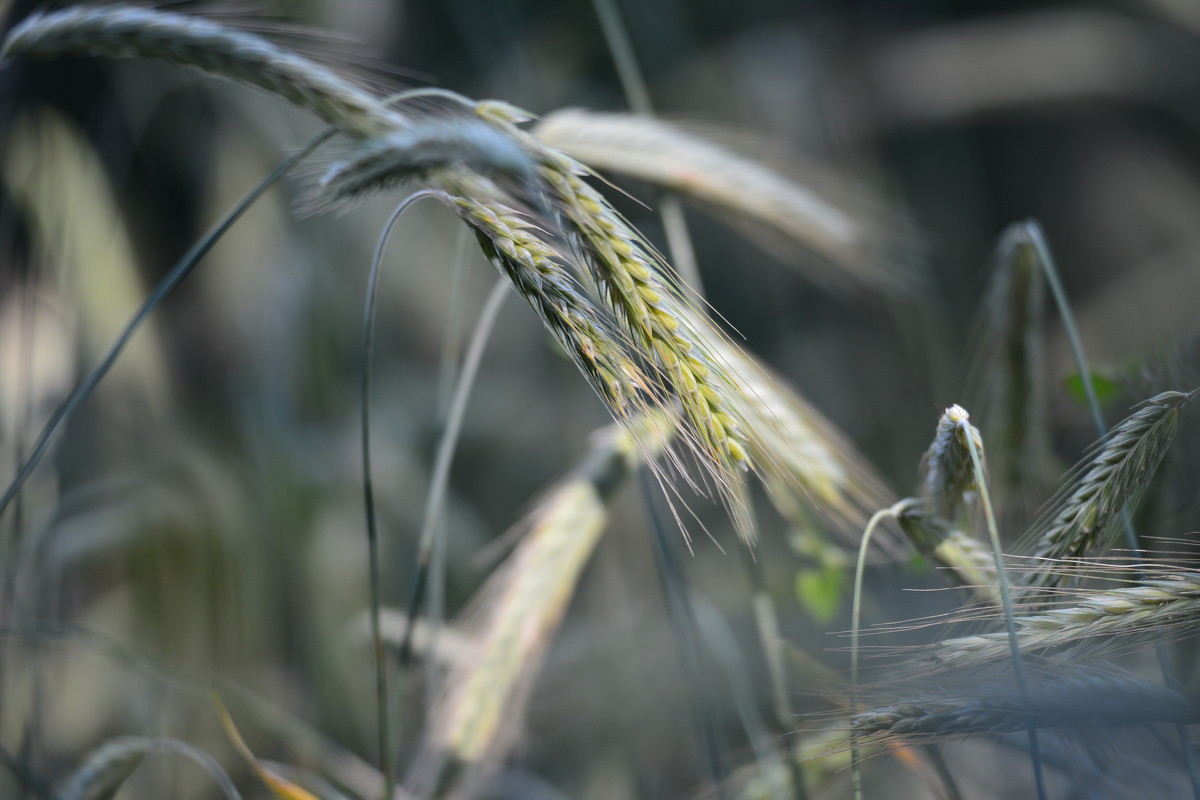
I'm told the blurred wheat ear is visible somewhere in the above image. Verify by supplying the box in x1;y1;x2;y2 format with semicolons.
405;412;672;798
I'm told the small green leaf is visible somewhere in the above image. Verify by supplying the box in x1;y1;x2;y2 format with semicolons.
796;564;845;623
1063;371;1120;408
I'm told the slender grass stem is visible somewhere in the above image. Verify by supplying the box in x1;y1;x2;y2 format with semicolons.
850;504;902;800
360;191;437;800
389;278;509;776
959;419;1047;800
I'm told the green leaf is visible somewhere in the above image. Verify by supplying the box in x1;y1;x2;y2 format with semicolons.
796;564;845;623
1063;371;1121;408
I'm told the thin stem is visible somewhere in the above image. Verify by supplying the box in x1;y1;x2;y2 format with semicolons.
360;191;437;800
639;472;729;799
958;420;1047;800
389;278;509;775
850;505;901;800
742;549;808;800
1026;219;1200;797
589;0;704;292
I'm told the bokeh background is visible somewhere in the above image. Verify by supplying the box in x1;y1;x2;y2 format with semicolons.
2;0;1200;798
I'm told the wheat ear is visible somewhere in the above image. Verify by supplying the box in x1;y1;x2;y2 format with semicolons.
1;5;404;138
853;674;1200;740
964;224;1052;508
919;404;986;522
533;109;905;293
933;571;1200;669
407;413;672;797
1023;390;1194;581
480;105;753;475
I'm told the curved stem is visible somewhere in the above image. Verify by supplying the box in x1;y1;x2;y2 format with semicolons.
360;191;437;800
959;420;1046;800
850;505;900;800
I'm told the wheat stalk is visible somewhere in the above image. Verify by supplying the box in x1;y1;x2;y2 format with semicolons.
1023;390;1194;581
1;5;405;139
933;571;1200;669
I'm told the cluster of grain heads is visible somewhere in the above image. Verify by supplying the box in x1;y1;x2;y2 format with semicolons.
0;4;778;545
1022;390;1195;585
405;412;672;799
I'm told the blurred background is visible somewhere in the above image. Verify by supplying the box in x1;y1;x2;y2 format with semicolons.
2;0;1200;798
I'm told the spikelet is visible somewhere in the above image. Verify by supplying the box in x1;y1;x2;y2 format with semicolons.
852;674;1199;741
933;571;1200;669
1;5;405;139
407;413;673;798
919;404;986;522
533;109;906;294
1023;390;1194;581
